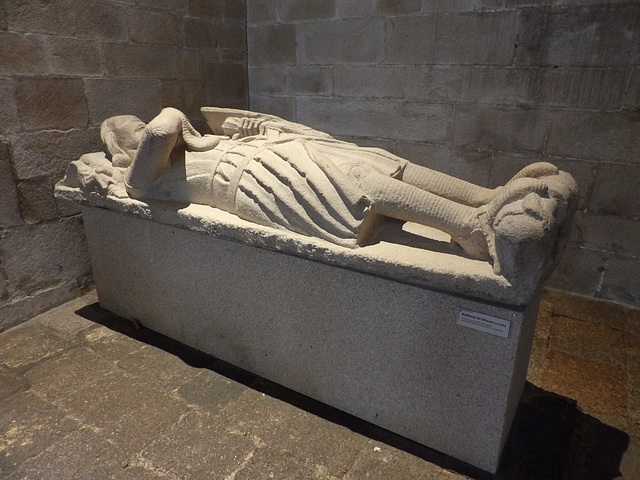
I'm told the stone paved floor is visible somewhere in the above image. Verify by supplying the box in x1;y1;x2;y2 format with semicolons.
0;288;639;479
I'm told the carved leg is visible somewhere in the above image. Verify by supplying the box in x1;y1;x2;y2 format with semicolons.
356;172;490;259
125;108;222;198
401;163;496;207
401;161;562;208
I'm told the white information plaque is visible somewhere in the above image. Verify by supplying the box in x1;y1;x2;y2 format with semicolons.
457;309;511;338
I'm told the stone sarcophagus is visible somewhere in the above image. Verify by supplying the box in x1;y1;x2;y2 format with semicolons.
56;107;578;473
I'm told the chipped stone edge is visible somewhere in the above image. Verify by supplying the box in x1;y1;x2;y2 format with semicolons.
55;185;534;307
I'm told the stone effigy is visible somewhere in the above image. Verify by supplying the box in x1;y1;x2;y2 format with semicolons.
61;107;577;289
56;107;578;473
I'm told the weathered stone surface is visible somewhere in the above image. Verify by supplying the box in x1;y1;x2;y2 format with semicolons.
0;217;91;298
404;65;472;102
0;272;8;303
203;62;248;108
0;325;66;369
136;0;186;11
86;79;163;125
0;32;48;76
601;255;640;308
34;290;97;337
177;369;247;413
248;66;286;95
425;0;504;13
184;16;216;48
6;0;126;40
539;67;628;109
217;0;246;20
543;287;628;332
434;10;518;65
56;371;189;452
376;0;422;15
217;20;247;51
572;213;640;256
4;0;75;35
55;195;82;218
517;4;640;67
588;163;640;218
546;111;640;164
546;244;607;298
0;283;86;333
628;355;640;423
0;2;6;29
0;370;25;401
0;79;20;134
0;143;22;228
71;0;128;41
279;0;336;22
247;24;296;65
25;347;120;401
180;48;203;79
286;65;332;95
549;316;626;369
453;104;547;152
220;390;368;477
620;433;640;479
104;43;181;78
297;97;451;141
187;0;217;18
16;177;58;223
249;95;296;120
12;127;101;180
10;426;128;479
233;446;319;480
246;0;277;24
337;0;376;17
541;349;626;420
139;410;257;478
467;66;539;105
546;5;640;67
384;15;437;64
128;8;182;46
116;344;201;392
624;67;640;108
48;36;103;75
15;78;88;131
396;142;492;185
162;80;206;122
0;391;80;475
334;65;407;99
344;441;464;480
297;18;384;64
80;325;145;362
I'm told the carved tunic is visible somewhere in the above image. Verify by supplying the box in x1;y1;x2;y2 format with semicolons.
152;134;408;246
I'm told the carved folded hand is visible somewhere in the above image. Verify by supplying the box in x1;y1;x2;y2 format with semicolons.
222;117;269;138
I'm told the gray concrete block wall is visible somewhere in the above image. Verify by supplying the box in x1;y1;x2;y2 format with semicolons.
0;0;248;331
247;0;640;307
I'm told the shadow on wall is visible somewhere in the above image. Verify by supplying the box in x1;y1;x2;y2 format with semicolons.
77;302;629;480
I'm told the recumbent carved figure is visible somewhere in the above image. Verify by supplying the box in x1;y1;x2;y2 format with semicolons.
62;107;578;283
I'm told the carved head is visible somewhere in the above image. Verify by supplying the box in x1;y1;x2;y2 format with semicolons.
100;115;146;168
